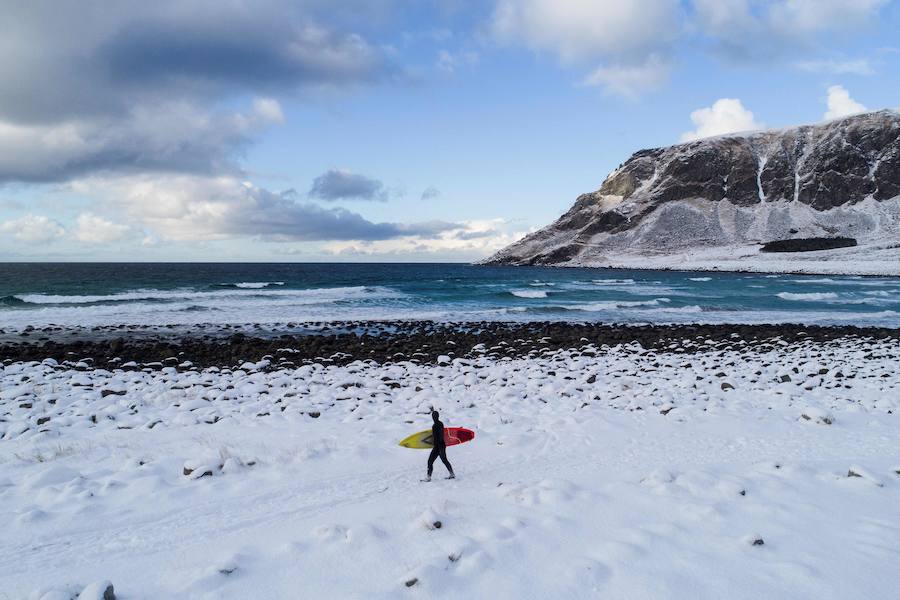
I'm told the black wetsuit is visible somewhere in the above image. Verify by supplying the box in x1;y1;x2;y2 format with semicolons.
427;419;454;477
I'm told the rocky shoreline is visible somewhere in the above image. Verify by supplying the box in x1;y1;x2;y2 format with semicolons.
2;321;899;369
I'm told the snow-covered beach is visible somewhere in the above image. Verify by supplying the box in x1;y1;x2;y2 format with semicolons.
3;324;899;599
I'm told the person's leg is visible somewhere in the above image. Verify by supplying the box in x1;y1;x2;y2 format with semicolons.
439;448;454;476
427;447;439;478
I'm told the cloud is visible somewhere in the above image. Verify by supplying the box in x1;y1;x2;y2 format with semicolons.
309;169;387;201
453;228;499;240
0;2;395;124
582;55;670;99
692;0;890;61
251;98;285;124
420;186;441;201
492;0;680;63
436;49;479;74
0;214;65;243
680;98;763;142
491;0;680;97
71;213;131;244
323;219;525;258
70;174;461;242
768;0;888;33
0;99;282;183
793;59;875;75
0;2;394;185
824;85;867;120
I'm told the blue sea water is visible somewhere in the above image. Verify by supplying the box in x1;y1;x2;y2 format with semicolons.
1;263;900;329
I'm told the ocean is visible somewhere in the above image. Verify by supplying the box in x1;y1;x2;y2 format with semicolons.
1;263;900;330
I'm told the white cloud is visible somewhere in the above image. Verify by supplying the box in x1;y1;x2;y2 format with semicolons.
680;98;763;142
323;219;526;259
692;0;889;60
492;0;680;96
0;213;65;243
694;0;888;35
71;213;130;244
67;174;461;243
250;97;285;124
824;85;867;120
769;0;888;33
794;59;874;75
582;55;670;99
493;0;680;62
436;49;479;74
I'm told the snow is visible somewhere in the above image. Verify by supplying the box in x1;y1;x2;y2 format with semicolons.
2;336;900;598
565;239;900;277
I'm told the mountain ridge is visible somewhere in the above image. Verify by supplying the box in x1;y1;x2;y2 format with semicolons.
483;110;900;275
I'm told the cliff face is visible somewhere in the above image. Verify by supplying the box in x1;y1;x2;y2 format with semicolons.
484;110;900;269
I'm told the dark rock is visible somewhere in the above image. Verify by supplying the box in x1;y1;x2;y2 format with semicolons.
761;237;857;253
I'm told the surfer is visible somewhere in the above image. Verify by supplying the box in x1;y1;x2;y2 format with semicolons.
425;410;455;481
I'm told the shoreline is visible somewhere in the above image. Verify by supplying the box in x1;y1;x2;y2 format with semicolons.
3;320;899;369
486;261;900;279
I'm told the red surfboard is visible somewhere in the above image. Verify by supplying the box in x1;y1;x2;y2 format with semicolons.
398;427;475;449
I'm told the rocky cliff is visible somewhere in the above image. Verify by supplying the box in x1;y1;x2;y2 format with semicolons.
483;110;900;274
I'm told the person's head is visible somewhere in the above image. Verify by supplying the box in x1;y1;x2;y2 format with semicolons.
432;410;439;422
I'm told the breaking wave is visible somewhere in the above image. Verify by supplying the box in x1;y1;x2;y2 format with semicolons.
213;282;285;289
8;286;396;306
510;290;549;299
563;298;672;310
590;279;636;285
777;292;840;302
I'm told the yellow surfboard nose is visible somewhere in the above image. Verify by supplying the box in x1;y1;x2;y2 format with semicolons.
398;429;434;449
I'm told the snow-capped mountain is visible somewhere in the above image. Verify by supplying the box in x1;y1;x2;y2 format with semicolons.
483;110;900;275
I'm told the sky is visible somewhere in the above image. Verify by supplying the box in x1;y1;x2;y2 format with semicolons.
1;0;899;262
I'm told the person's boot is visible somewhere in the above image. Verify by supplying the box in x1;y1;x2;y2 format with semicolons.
423;474;431;482
447;471;455;479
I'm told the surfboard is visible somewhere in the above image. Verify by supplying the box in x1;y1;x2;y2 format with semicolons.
399;427;475;449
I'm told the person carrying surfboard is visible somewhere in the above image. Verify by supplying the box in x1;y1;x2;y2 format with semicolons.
425;410;455;482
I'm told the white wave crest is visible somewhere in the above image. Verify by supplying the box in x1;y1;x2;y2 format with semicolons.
590;279;636;285
233;281;285;288
777;292;840;302
510;290;549;299
566;298;671;310
689;277;712;282
15;286;392;305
